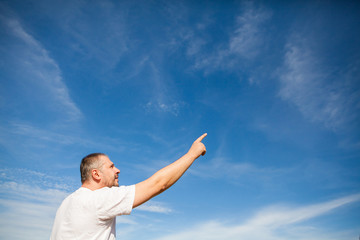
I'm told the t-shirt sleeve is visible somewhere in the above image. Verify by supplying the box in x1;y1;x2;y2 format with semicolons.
95;185;135;220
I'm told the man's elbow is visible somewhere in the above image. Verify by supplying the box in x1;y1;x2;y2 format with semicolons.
154;177;168;194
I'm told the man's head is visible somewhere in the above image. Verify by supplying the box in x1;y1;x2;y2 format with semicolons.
80;153;120;188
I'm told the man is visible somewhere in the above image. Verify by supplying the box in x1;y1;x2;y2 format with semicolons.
50;133;207;240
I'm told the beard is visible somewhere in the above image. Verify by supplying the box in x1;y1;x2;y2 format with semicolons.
112;176;119;187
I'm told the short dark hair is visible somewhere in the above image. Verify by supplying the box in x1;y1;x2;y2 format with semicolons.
80;153;107;183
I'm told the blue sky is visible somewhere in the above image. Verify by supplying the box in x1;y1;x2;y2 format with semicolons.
1;0;360;239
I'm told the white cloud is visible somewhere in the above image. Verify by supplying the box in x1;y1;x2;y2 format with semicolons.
0;168;75;191
186;37;207;57
278;34;359;132
0;181;68;207
187;2;271;73
0;181;69;240
1;15;82;122
21;0;129;72
189;155;291;191
188;134;288;184
136;201;172;214
155;194;360;240
145;101;182;116
229;2;271;59
143;62;184;116
0;122;141;164
0;122;82;163
191;156;257;179
247;194;360;227
9;122;77;145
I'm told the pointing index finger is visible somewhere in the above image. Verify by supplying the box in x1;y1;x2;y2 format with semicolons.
196;133;207;142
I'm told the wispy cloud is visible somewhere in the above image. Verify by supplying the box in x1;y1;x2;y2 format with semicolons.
8;122;78;145
0;170;71;240
189;133;288;186
0;181;68;206
0;168;75;191
155;194;360;240
279;42;340;129
247;194;360;227
184;2;271;75
0;15;82;122
144;100;182;116
136;200;172;214
56;0;129;71
143;61;184;116
0;122;140;164
229;1;272;59
278;34;360;132
0;122;81;164
190;154;291;190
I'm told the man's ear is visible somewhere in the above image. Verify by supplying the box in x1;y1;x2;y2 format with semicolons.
91;169;101;181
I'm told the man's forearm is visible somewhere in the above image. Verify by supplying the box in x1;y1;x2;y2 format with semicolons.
151;152;200;193
133;134;207;208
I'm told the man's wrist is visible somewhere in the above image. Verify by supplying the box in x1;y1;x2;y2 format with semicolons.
185;151;200;160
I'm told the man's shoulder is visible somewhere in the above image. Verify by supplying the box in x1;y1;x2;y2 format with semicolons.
96;185;134;192
70;187;91;196
63;187;92;202
94;185;135;202
67;185;135;201
59;187;95;209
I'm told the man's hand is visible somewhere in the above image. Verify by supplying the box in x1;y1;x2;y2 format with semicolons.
187;133;207;158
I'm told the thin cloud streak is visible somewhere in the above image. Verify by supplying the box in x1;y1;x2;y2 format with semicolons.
229;2;272;59
136;201;172;214
0;122;138;162
143;61;183;116
188;2;271;73
247;194;360;227
1;15;82;122
189;131;286;182
155;194;360;240
0;168;75;191
190;156;291;189
0;181;69;240
278;35;359;132
56;0;129;71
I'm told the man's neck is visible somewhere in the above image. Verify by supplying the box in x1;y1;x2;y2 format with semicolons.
82;181;103;191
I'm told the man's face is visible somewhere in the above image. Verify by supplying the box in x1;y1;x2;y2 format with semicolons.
98;155;120;187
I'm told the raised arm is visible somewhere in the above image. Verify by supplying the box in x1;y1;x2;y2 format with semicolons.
133;133;207;208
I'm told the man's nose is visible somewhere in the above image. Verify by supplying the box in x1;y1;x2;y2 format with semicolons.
115;167;120;174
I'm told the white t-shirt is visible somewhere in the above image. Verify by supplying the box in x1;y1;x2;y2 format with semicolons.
50;185;135;240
